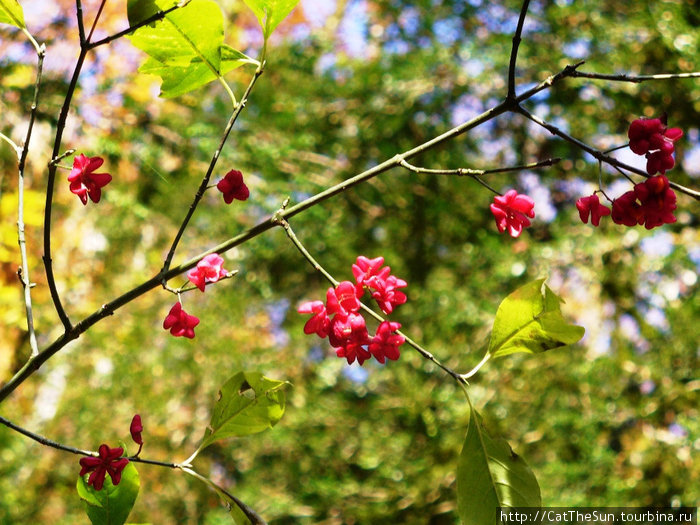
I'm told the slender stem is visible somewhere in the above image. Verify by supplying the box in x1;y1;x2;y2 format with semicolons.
0;132;19;152
398;157;560;177
570;70;700;83
86;0;107;43
76;0;86;44
16;42;47;358
87;1;192;49
0;414;95;456
43;44;91;331
274;215;468;384
161;68;264;276
0;414;184;467
461;352;491;380
517;105;700;200
507;0;532;100
180;467;268;524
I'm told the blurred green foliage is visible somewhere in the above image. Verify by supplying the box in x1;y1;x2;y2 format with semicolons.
0;0;698;523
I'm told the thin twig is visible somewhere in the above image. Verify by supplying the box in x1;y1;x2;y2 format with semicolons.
87;0;193;49
517;105;700;200
43;44;90;331
76;0;86;44
570;70;700;83
507;0;532;100
86;0;107;43
16;42;46;357
161;67;264;277
180;467;268;525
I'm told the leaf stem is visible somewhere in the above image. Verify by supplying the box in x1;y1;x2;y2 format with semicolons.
180;466;268;524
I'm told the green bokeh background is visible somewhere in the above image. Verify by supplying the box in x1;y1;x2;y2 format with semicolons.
1;0;698;523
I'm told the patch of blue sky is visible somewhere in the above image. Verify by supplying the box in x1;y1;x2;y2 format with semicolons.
518;83;550;103
682;128;700;177
461;58;485;76
476;4;519;34
554;177;592;198
398;7;420;36
450;94;484;127
383;38;411;56
644;306;670;332
301;0;336;28
562;38;591;59
338;0;368;58
640;231;674;259
519;172;557;222
342;363;369;384
433;17;463;47
315;52;337;76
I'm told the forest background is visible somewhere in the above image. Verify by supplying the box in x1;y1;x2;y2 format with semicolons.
0;0;698;523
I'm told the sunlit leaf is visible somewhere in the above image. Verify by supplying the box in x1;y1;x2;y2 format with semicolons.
127;0;178;27
0;0;25;29
76;462;140;525
488;278;585;358
198;371;288;451
457;404;541;525
128;0;253;97
242;0;300;38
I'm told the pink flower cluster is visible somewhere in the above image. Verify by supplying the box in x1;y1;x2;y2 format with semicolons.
490;189;536;238
298;256;407;366
163;254;229;339
576;117;682;230
577;175;677;230
628;116;683;175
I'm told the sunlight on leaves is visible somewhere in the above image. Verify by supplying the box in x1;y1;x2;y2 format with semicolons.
242;0;300;39
198;371;289;452
488;278;585;358
0;0;25;29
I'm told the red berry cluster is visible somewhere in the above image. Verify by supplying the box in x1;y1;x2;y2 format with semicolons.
298;256;407;366
628;116;683;176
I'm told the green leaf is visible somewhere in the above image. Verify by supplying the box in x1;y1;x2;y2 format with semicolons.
229;502;253;525
139;45;253;98
127;0;178;27
198;371;288;451
128;0;254;97
242;0;300;38
77;461;140;525
487;278;585;358
0;0;26;29
457;404;541;525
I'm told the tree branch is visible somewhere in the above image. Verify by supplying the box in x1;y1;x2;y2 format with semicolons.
507;0;532;100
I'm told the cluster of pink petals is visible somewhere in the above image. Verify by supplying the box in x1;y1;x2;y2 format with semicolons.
611;175;677;230
163;302;200;339
576;194;611;227
187;253;228;292
298;256;407;366
628;116;683;175
490;189;536;238
68;154;112;205
217;169;249;204
79;444;129;491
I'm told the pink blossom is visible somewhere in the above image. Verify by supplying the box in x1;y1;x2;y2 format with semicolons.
369;275;407;315
187;253;228;292
216;169;249;203
163;302;200;339
369;321;405;364
297;300;330;338
67;154;112;205
130;414;143;446
330;313;371;365
575;194;611;227
627;117;683;175
490;189;535;238
79;444;129;491
634;175;677;229
326;281;362;316
611;191;644;227
352;256;390;290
